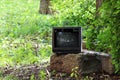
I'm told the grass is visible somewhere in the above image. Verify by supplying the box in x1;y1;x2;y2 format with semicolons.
0;0;54;67
1;0;119;79
0;0;59;37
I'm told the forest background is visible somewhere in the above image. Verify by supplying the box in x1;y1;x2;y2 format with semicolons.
0;0;119;78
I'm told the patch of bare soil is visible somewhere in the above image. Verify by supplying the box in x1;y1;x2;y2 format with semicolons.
0;63;120;80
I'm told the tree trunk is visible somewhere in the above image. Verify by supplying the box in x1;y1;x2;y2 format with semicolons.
39;0;51;14
96;0;103;17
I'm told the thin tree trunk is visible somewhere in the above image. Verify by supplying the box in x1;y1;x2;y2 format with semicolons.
39;0;51;14
96;0;102;17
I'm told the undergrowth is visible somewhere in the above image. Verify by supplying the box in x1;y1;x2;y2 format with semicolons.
0;0;53;67
0;0;120;79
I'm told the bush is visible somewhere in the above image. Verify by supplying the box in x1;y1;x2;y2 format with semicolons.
86;0;120;74
51;0;96;38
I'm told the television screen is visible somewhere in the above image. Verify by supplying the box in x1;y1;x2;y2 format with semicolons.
52;27;82;54
55;32;79;48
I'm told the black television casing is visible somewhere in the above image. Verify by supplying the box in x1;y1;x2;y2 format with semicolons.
52;27;82;54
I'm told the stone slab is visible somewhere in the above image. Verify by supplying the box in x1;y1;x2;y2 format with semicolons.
50;50;114;74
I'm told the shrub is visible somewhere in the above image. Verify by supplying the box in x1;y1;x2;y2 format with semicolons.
86;0;120;74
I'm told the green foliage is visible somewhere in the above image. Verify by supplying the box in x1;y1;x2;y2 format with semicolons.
97;0;120;74
0;0;53;66
51;0;96;38
0;0;120;77
86;25;98;50
70;67;79;79
0;37;51;66
0;0;96;67
86;0;120;74
39;70;46;80
51;0;95;26
0;75;18;80
30;74;35;80
82;76;94;80
0;0;57;41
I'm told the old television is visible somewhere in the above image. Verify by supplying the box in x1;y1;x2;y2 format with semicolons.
52;27;82;54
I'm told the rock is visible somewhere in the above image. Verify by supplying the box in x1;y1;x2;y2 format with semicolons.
100;53;114;74
50;54;81;74
82;50;114;74
50;50;114;75
80;54;102;74
82;41;86;49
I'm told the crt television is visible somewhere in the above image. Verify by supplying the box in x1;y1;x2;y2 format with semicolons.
52;27;82;54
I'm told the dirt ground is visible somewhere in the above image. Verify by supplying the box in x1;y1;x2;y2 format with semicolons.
0;63;120;80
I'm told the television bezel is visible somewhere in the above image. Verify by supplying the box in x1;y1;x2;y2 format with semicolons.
52;27;82;54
